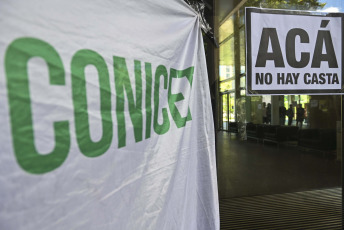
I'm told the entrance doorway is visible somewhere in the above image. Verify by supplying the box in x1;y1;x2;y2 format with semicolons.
220;92;235;131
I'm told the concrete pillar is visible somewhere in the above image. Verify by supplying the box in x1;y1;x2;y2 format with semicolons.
245;96;251;123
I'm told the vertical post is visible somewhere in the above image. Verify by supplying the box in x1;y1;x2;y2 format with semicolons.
214;0;220;132
342;95;344;229
234;10;241;122
214;0;220;185
227;94;230;129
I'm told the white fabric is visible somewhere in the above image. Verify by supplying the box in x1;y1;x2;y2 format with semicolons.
0;0;219;229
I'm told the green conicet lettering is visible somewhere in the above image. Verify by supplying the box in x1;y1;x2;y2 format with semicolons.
153;65;170;135
114;57;143;148
168;67;194;128
71;49;113;157
5;37;70;174
145;63;153;139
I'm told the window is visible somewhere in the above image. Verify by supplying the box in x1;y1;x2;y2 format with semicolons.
220;80;234;92
219;17;234;43
239;28;245;74
219;37;235;81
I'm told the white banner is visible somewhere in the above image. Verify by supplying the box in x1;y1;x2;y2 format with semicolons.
0;1;219;229
246;8;344;95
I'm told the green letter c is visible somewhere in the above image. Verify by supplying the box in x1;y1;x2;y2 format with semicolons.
5;37;70;174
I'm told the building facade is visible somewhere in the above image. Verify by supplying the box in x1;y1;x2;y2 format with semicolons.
212;0;343;135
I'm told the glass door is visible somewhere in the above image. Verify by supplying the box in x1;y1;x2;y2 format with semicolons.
221;94;229;130
229;92;235;122
221;92;236;131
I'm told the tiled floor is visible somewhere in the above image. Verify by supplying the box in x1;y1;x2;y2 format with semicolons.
217;131;342;229
220;187;342;230
216;131;341;199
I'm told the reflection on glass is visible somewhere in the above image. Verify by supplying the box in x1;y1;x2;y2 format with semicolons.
249;96;263;124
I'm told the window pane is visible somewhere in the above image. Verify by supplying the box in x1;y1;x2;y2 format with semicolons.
219;37;235;81
219;17;234;43
239;8;245;26
240;76;246;88
220;80;234;92
240;28;246;74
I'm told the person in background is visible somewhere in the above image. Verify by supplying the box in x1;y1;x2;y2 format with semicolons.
262;102;267;124
287;104;294;126
279;104;286;125
296;104;305;128
267;103;271;124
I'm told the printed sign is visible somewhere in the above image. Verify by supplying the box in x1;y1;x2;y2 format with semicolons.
246;8;344;95
0;1;219;230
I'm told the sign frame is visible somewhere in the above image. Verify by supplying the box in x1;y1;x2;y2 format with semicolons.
246;7;344;95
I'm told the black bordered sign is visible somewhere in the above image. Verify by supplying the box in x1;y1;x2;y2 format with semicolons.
246;7;344;95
